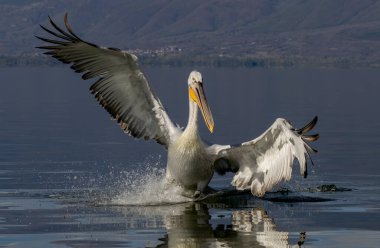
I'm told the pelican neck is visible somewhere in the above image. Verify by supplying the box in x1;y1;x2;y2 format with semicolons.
184;99;199;137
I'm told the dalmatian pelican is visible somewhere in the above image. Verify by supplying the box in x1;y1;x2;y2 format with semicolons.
36;14;319;198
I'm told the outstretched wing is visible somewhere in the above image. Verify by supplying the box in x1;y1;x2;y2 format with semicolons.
36;14;180;148
212;117;318;197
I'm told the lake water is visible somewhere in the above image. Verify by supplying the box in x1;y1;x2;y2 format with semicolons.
0;67;379;247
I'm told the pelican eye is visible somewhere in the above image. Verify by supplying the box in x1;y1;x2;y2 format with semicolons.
193;79;202;84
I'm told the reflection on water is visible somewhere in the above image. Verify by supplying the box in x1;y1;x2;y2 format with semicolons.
113;202;305;248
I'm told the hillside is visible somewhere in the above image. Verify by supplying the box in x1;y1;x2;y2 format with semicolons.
1;0;380;67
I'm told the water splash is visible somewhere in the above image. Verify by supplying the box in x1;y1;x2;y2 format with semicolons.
110;164;190;206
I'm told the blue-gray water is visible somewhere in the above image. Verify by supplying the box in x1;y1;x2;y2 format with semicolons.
0;67;379;247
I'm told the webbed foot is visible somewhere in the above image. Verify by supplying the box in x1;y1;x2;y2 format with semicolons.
193;190;208;200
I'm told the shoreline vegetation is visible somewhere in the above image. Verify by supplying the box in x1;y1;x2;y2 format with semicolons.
1;53;379;69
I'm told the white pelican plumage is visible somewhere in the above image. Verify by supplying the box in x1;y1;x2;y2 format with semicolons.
37;14;319;198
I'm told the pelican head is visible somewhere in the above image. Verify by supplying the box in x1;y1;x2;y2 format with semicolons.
188;71;214;133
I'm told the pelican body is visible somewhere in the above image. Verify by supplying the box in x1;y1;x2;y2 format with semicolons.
166;71;215;196
37;14;319;198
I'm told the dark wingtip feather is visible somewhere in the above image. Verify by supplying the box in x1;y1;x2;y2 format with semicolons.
35;35;45;41
108;47;121;52
297;116;318;135
39;24;71;41
64;12;82;40
302;133;320;142
304;143;318;154
47;14;76;40
35;35;67;45
35;46;53;50
303;160;308;178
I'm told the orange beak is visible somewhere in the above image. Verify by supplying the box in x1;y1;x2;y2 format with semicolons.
189;83;214;133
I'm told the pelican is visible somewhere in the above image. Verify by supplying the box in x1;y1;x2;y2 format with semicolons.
36;14;319;198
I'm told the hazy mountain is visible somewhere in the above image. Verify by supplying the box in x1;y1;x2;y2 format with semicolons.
1;0;380;66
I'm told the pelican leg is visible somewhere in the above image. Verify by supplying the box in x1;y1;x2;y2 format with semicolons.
193;179;212;198
193;186;217;199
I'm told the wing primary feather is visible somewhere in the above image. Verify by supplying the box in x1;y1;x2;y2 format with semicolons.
303;156;308;178
63;13;83;40
107;47;122;52
306;150;315;166
301;133;319;142
39;24;72;41
296;116;318;134
304;142;318;153
36;45;62;50
48;15;76;40
35;36;68;45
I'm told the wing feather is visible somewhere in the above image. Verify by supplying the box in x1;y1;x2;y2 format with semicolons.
36;14;180;148
213;117;318;197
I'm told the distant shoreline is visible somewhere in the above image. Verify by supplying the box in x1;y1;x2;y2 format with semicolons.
1;54;379;69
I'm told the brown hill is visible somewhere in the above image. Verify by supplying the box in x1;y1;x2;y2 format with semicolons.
1;0;380;66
